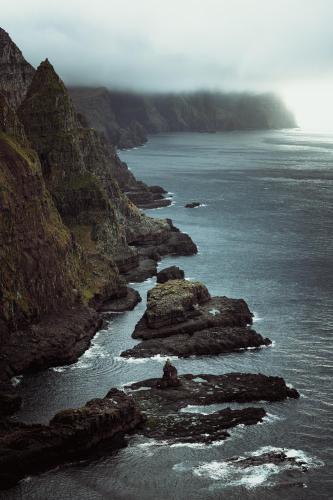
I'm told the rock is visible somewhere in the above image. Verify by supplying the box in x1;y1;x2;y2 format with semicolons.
121;279;271;357
143;407;266;444
156;266;185;283
156;360;181;388
99;287;141;313
125;185;171;209
0;389;144;490
185;202;201;208
0;391;22;417
229;450;308;469
122;326;271;358
125;372;299;443
127;372;300;410
143;280;211;329
0;28;35;109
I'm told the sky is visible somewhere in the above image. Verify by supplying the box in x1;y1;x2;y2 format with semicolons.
2;0;333;130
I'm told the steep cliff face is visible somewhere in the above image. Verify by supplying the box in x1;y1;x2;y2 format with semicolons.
0;28;34;109
18;60;136;281
0;97;84;331
17;60;184;279
70;87;296;148
0;33;197;413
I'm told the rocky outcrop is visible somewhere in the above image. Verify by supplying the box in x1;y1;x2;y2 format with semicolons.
156;265;185;283
121;280;270;357
125;371;299;443
0;28;34;109
185;202;201;208
0;389;144;490
156;360;181;388
69;87;297;149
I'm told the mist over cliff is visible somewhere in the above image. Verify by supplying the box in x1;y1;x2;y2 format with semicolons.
70;87;296;149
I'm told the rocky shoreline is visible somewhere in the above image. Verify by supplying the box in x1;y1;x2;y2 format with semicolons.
0;363;300;489
0;27;302;492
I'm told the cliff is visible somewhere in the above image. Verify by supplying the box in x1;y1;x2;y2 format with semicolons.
69;87;297;148
0;28;34;109
0;95;103;413
0;31;197;414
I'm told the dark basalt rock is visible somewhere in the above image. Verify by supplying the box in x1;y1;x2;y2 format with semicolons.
1;307;102;381
132;281;252;340
125;185;171;209
127;372;300;411
122;326;271;358
0;28;35;109
156;360;181;388
143;407;266;443
0;389;144;490
121;279;270;358
156;266;185;283
228;450;308;469
98;287;141;313
185;202;201;208
125;371;299;443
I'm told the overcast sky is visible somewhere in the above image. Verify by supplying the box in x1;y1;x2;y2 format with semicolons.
2;0;333;127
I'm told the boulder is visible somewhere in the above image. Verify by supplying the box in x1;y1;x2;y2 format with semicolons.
143;280;211;329
156;360;181;388
156;266;185;283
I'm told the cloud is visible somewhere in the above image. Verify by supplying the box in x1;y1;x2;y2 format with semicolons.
2;0;333;93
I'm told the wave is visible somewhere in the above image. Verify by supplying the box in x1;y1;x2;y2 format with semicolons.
173;446;324;489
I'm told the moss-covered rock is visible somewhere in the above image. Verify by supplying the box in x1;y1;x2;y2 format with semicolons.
145;280;210;328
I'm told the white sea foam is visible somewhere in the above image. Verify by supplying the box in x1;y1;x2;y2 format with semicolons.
11;375;23;386
262;412;283;423
253;312;264;322
114;356;148;364
171;440;225;449
137;439;170;448
82;343;108;360
175;447;324;489
51;366;67;373
116;354;179;364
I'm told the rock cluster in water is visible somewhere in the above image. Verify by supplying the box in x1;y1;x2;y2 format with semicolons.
122;279;270;358
125;366;299;444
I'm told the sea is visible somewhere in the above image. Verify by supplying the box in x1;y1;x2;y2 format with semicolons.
5;129;333;499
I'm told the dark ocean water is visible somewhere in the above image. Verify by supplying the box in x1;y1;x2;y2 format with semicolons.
4;130;333;499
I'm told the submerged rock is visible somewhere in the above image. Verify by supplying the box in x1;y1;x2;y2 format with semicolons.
156;266;185;283
185;202;201;208
0;389;144;490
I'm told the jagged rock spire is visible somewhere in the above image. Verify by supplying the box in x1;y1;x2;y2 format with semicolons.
0;27;35;109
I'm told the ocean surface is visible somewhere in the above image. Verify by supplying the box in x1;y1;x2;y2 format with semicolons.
5;129;333;499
